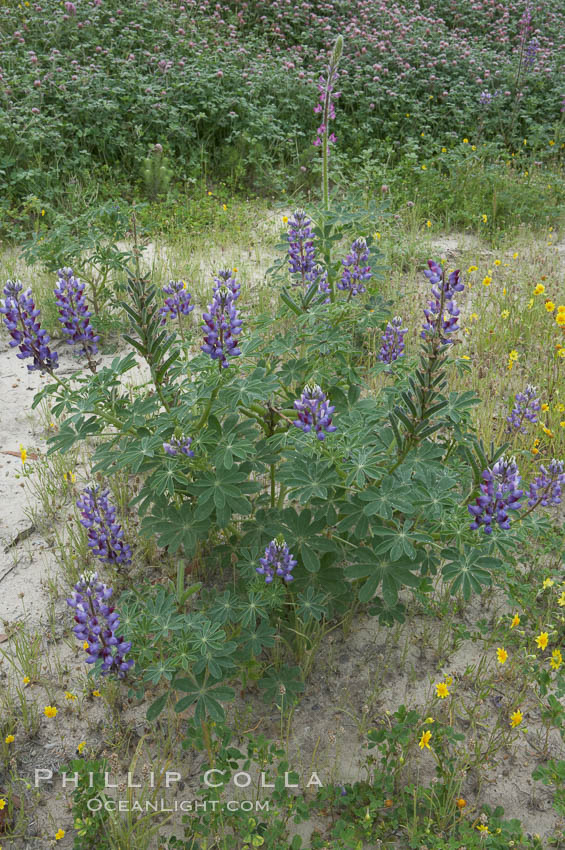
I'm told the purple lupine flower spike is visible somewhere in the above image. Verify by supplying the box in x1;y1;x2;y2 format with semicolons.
54;268;99;362
0;280;59;373
76;486;132;566
421;260;464;344
159;279;194;324
293;383;337;440
379;316;407;363
338;237;371;297
314;65;340;151
528;459;565;507
257;537;297;583
163;434;194;457
201;272;242;369
506;385;541;434
67;571;133;677
287;210;318;288
468;455;523;534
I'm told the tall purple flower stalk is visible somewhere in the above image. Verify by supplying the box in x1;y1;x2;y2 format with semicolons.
76;486;132;566
257;537;296;583
201;271;242;369
293;383;337;440
506;385;541;434
468;456;523;534
338;237;372;298
159;279;194;325
317;35;343;210
528;459;565;507
0;280;59;373
287;210;317;288
421;260;464;344
379;316;407;363
54;268;99;369
67;572;133;677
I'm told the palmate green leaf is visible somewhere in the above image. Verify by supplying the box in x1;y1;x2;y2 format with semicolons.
343;447;385;487
358;481;415;520
173;674;235;723
188;466;255;527
140;500;209;555
296;587;328;622
257;666;305;707
279;456;340;504
281;507;339;573
239;621;277;656
336;496;370;540
345;548;421;604
441;546;503;600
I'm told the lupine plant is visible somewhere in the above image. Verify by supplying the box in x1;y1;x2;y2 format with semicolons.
3;44;563;740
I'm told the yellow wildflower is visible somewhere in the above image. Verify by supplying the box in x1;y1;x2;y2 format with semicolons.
77;741;86;754
542;578;554;589
65;691;77;701
494;259;501;266
476;824;489;833
282;216;288;223
0;799;5;810
424;717;434;724
5;735;14;744
419;730;432;749
510;709;523;727
55;829;65;841
482;275;492;287
23;676;30;684
44;706;58;718
468;265;478;273
441;146;447;152
20;445;27;464
482;214;488;223
501;310;509;319
558;591;565;607
421;165;427;170
545;301;555;312
436;682;450;699
456;798;467;809
550;649;563;671
496;648;508;665
426;220;432;228
463;138;469;144
535;632;549;651
533;284;545;295
510;613;520;629
92;690;101;697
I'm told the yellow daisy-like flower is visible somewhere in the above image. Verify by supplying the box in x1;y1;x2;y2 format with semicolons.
482;214;488;223
501;310;509;319
65;691;77;702
557;591;565;607
482;275;492;287
494;259;501;266
424;717;434;724
533;284;545;295
558;305;565;313
545;301;555;312
456;798;467;809
535;632;549;650
542;578;554;589
282;216;288;223
20;445;27;464
23;676;30;684
476;824;489;833
222;203;227;211
527;298;534;310
541;426;554;438
92;690;101;697
510;709;523;727
557;404;564;413
0;799;6;810
468;265;478;273
374;231;381;240
441;146;447;153
463;138;469;144
541;403;549;411
471;145;477;151
496;648;508;664
55;829;65;841
510;613;520;629
77;741;86;754
556;313;565;327
549;140;555;146
550;649;563;671
207;191;213;196
421;165;427;170
426;220;432;228
83;641;89;650
435;682;450;699
419;730;432;749
512;252;518;259
5;735;15;744
44;705;58;718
